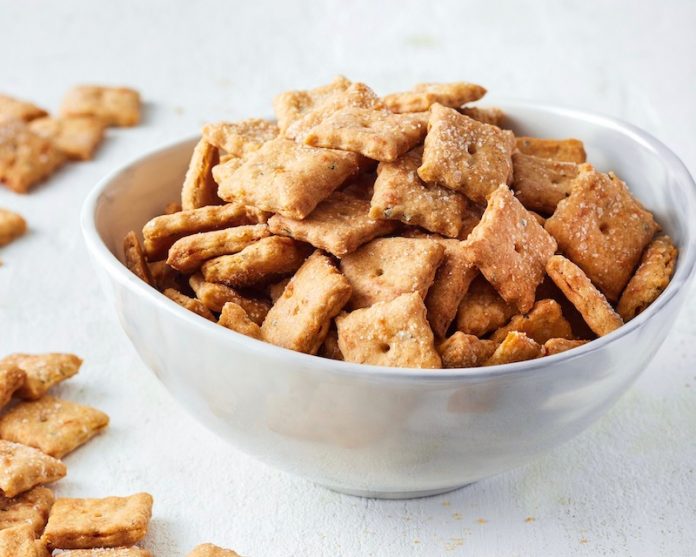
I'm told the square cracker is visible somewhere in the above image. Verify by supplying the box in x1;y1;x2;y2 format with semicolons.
123;231;153;286
215;138;361;219
0;365;25;410
617;235;677;321
371;147;470;238
56;548;152;556
28;116;106;161
544;338;588;356
511;152;579;214
0;524;37;557
336;292;441;368
0;353;82;401
202;236;308;288
484;331;542;366
268;190;396;257
465;185;557;313
189;274;269;323
61;85;141;127
202;118;278;157
515;136;586;163
0;486;54;536
218;302;262;340
418;105;515;203
0;396;109;459
490;299;573;344
546;255;623;336
303;107;428;162
455;276;516;337
187;544;242;557
42;493;153;550
180;138;221;211
0;440;66;498
459;106;505;127
0;121;66;194
0;208;27;246
340;237;445;309
545;165;659;301
438;333;497;368
142;202;269;260
261;251;352;354
0;94;47;124
384;82;487;113
163;288;216;321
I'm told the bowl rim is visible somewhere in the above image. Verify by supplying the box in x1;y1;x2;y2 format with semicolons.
81;99;696;381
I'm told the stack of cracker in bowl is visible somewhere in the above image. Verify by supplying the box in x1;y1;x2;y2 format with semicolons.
126;77;677;369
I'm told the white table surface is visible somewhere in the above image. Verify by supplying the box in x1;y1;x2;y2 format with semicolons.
1;1;695;555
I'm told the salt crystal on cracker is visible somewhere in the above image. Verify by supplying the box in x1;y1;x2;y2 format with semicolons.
181;138;221;211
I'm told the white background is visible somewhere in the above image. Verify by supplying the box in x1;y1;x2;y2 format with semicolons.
1;1;695;555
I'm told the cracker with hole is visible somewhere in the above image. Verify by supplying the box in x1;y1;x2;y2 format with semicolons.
218;302;262;339
545;165;659;301
371;147;470;237
189;274;270;322
490;299;573;344
202;118;278;157
163;288;215;321
167;224;270;273
340;237;445;309
384;81;486;113
455;276;516;337
181;138;221;211
0;524;37;557
142;202;269;260
0;208;27;246
216;138;361;219
303;107;428;162
57;548;153;556
0;396;109;459
465;185;557;313
544;338;588;356
268;190;396;257
0;486;54;535
202;236;308;288
187;544;242;557
28;116;106;161
418;105;515;203
123;231;153;285
42;493;153;550
0;441;66;498
262;251;352;354
617;235;677;321
0;365;25;410
61;85;141;127
0;353;82;401
484;331;542;366
336;292;441;368
546;255;623;336
0;121;66;193
511;152;579;214
459;106;505;127
515;136;586;163
0;94;47;124
438;333;497;368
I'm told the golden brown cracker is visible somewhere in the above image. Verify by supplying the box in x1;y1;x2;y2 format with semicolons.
28;116;106;161
303;107;428;162
384;82;486;113
418;105;515;203
261;251;352;354
56;548;153;556
459;106;505;127
511;152;579;214
187;544;242;557
458;202;484;240
123;231;153;286
0;524;37;557
340;237;445;309
515;136;586;163
617;235;677;321
216;138;361;220
371;147;470;238
455;276;516;337
545;166;659;301
218;302;262;340
42;493;153;550
465;185;557;313
163;288;216;321
438;333;497;368
484;331;542;366
490;298;573;344
336;292;441;368
0;486;54;536
0;121;66;194
543;338;588;356
0;353;82;401
0;94;47;124
201;236;308;288
318;327;343;361
546;255;623;336
0;441;66;498
0;208;27;246
147;260;185;292
268;190;396;257
61;85;141;127
181;138;221;211
0;365;25;410
189;274;270;323
202;118;278;157
0;396;109;459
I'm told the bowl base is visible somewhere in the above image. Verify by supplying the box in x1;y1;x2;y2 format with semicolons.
319;482;472;500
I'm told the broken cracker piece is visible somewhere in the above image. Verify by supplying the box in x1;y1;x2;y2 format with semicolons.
187;544;242;557
189;274;270;323
455;276;516;337
511;152;579;214
181;138;221;211
336;292;441;368
42;493;153;550
384;81;486;113
0;94;47;124
0;353;82;401
484;331;542;366
490;299;573;344
0;441;66;498
61;85;141;127
218;302;262;339
123;231;153;286
543;338;588;356
0;524;37;557
261;251;352;354
418;105;515;203
0;208;27;246
438;333;497;368
0;396;109;459
515;136;586;163
0;486;54;536
28;116;106;161
202;119;278;157
163;289;216;321
546;255;623;337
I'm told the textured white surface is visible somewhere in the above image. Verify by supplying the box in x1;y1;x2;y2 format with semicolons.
1;1;695;555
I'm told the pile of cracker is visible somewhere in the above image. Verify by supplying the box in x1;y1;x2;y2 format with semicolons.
126;77;677;369
0;86;141;194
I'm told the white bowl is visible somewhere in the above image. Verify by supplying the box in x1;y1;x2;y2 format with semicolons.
81;101;696;499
